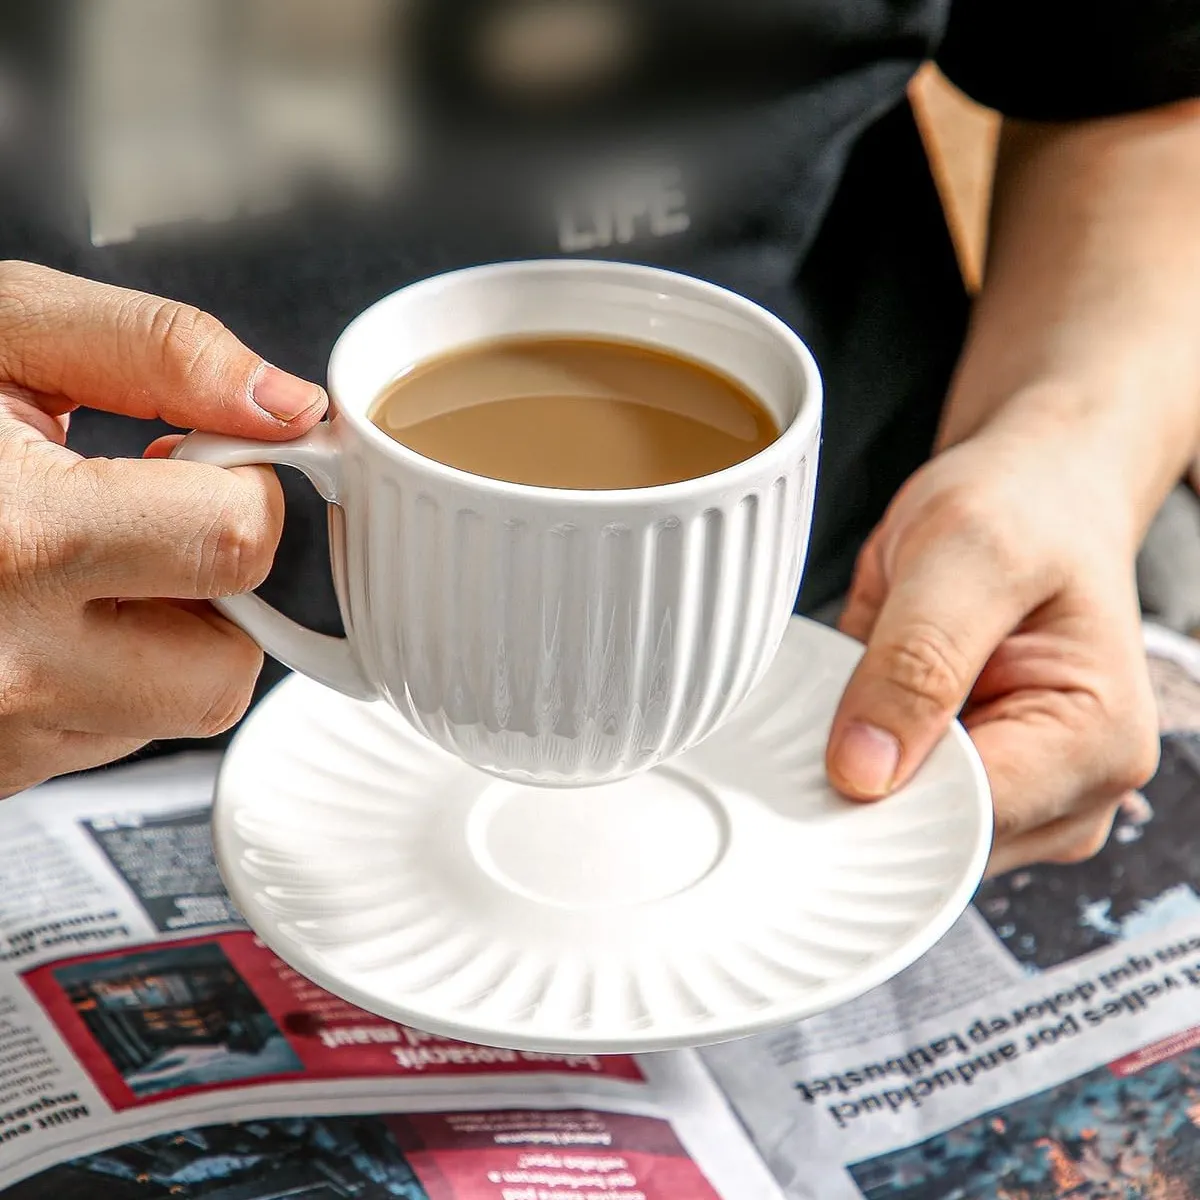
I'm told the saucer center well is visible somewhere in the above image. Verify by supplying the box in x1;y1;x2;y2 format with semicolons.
468;770;729;910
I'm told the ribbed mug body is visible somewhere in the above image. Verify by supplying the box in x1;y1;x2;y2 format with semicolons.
327;261;823;784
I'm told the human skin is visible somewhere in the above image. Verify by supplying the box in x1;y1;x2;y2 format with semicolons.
0;264;327;795
826;100;1200;874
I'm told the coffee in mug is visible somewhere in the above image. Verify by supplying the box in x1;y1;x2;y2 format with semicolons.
172;261;822;785
367;336;780;490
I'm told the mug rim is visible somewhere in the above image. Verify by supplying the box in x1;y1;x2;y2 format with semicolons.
326;258;822;505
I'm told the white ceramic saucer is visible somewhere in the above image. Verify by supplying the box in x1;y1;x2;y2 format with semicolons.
214;617;992;1053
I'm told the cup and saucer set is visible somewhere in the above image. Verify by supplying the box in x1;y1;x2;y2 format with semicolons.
175;261;992;1054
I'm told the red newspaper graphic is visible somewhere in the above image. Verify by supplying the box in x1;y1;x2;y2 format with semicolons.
5;1109;722;1199
22;933;642;1110
391;1110;724;1199
1111;1025;1200;1076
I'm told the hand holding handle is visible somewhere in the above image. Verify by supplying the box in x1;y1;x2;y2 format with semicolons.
172;427;377;700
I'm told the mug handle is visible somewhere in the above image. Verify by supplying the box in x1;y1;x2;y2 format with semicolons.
171;427;378;701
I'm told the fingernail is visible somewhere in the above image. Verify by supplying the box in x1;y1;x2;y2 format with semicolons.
834;723;901;798
252;364;327;422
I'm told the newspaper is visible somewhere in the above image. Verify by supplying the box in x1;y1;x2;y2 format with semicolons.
703;623;1200;1199
0;755;782;1198
3;625;1200;1198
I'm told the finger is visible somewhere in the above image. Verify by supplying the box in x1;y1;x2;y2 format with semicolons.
967;692;1104;844
1;731;147;798
144;433;184;459
966;663;1157;847
837;536;887;644
45;599;264;739
969;598;1159;820
54;454;284;601
0;262;326;436
1;386;75;444
986;802;1121;878
827;527;1035;800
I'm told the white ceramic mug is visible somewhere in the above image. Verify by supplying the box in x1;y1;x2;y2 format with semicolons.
174;260;822;784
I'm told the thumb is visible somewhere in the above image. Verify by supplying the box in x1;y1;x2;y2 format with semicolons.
0;262;326;438
826;539;1028;800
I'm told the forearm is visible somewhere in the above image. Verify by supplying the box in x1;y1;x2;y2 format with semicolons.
937;100;1200;542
